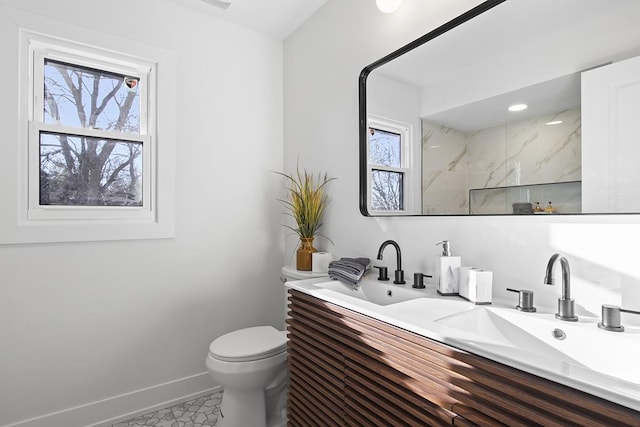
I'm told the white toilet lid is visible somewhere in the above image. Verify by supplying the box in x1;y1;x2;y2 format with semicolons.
209;326;287;362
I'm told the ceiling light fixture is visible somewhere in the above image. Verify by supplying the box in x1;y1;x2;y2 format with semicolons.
508;103;528;112
546;120;563;126
201;0;232;9
376;0;402;13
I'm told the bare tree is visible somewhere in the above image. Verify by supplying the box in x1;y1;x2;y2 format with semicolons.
371;169;402;210
369;129;402;210
41;60;142;206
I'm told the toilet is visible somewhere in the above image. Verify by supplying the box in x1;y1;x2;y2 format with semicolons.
206;325;288;427
206;267;327;427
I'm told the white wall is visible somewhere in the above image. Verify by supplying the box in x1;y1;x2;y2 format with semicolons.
0;0;285;425
284;0;640;331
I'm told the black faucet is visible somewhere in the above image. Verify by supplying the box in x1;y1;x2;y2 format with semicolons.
376;240;405;284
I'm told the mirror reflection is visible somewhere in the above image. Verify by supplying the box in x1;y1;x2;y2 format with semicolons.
361;0;640;216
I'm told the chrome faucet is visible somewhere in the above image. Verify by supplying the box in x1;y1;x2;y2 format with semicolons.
544;253;578;321
377;240;405;284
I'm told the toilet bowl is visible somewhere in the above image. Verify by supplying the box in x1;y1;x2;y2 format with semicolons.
206;326;288;427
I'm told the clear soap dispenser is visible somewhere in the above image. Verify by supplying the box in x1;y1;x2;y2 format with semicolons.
435;240;461;296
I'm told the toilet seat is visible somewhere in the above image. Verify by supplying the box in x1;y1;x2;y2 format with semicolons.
209;326;287;362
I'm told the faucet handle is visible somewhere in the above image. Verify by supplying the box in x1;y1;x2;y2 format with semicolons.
506;288;537;312
598;305;640;332
412;272;432;289
374;266;389;281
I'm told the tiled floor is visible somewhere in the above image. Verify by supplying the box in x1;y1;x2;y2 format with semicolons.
109;391;223;427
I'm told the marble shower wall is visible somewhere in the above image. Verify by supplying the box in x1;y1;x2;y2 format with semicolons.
422;108;582;214
421;125;469;214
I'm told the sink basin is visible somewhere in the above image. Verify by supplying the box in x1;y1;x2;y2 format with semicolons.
436;307;640;383
311;278;427;306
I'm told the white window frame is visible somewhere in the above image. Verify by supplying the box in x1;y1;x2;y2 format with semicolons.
367;115;414;215
28;37;155;221
2;24;176;244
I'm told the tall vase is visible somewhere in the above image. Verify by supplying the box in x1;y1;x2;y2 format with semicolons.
296;237;317;271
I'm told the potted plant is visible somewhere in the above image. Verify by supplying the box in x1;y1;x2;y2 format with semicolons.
277;167;334;271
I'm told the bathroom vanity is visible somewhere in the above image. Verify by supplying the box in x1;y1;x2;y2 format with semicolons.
285;279;640;426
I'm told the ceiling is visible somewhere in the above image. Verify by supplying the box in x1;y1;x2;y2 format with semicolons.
186;0;327;39
423;73;582;132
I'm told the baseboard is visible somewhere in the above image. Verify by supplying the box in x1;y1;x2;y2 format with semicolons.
4;372;220;427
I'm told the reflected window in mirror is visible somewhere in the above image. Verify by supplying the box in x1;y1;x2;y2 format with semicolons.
367;116;415;214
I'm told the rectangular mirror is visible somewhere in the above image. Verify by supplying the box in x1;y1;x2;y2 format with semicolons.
359;0;640;216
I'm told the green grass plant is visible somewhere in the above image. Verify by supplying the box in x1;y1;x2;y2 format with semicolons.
276;167;335;241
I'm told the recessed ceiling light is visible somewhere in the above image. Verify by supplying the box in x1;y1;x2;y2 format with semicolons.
546;120;563;126
508;104;528;112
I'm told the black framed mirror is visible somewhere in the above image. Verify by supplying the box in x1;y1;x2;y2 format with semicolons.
359;0;640;216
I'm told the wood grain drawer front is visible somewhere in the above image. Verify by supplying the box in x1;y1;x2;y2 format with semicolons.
345;356;456;426
287;291;348;426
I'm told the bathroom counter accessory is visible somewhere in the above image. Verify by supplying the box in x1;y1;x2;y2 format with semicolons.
434;240;461;295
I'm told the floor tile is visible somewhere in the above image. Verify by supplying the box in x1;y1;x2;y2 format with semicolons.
109;392;222;427
170;392;223;427
111;407;177;426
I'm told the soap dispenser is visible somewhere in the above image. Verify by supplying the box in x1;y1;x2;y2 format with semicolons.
435;240;461;296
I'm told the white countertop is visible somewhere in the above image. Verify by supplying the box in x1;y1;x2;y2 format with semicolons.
285;275;640;412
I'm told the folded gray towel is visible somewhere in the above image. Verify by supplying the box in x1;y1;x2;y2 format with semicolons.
328;257;371;289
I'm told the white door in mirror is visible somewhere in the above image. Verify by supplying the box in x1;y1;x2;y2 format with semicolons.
582;55;640;212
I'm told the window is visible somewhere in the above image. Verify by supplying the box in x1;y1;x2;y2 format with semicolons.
38;59;145;207
367;116;413;213
4;27;176;244
28;42;153;219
